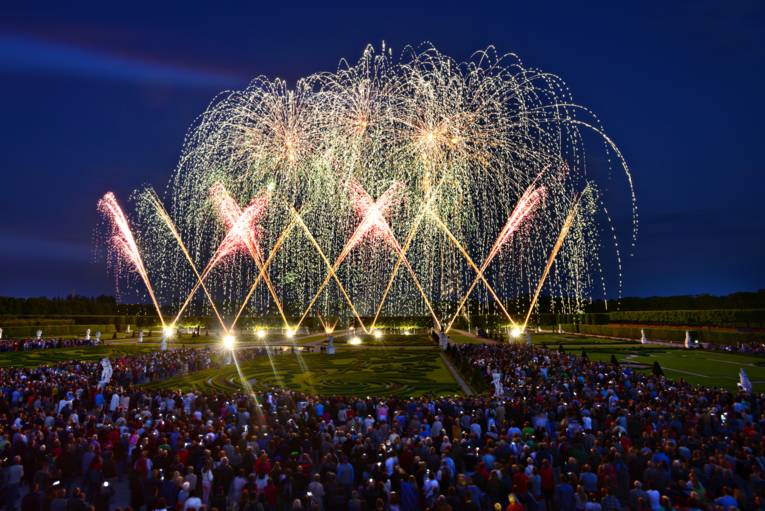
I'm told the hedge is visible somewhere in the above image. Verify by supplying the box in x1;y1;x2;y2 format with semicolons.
0;318;76;326
600;309;765;328
1;324;117;338
573;324;762;345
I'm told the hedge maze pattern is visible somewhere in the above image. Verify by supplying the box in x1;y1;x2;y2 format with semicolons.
145;349;461;397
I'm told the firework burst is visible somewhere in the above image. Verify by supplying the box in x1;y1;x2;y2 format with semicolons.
102;43;636;330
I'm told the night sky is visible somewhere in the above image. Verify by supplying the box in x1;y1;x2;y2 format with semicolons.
1;2;763;299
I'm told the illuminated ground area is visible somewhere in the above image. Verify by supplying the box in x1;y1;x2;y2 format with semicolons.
1;333;762;393
145;348;461;397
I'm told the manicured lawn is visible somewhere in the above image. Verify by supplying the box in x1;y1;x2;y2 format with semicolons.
446;330;765;392
330;333;435;347
0;344;158;368
144;347;461;397
531;334;765;392
445;331;490;344
3;330;760;394
604;348;765;392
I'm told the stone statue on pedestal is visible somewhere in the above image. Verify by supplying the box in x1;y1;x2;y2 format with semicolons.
739;368;753;393
491;370;504;396
98;357;113;389
438;332;449;351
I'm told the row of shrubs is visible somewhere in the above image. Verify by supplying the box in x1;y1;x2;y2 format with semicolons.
0;323;117;338
0;315;160;330
606;309;765;327
0;318;77;326
537;309;765;328
561;323;762;345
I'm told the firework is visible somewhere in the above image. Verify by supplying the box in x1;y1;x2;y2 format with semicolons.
97;192;165;326
100;43;636;333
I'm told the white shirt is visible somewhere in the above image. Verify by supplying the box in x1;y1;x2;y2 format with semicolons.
110;394;120;412
424;478;439;498
183;496;202;511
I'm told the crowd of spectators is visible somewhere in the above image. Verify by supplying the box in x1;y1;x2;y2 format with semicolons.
0;338;98;353
0;341;764;511
703;343;765;356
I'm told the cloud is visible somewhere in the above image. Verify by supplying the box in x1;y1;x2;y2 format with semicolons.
0;33;243;89
0;234;94;263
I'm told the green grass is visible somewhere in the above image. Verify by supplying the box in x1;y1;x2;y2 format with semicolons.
0;344;159;368
529;334;765;392
144;347;461;397
3;330;761;395
446;330;765;392
446;331;491;344
602;348;765;392
330;333;435;347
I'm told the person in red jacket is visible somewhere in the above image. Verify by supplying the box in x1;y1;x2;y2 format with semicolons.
254;450;271;477
539;458;555;511
512;464;529;498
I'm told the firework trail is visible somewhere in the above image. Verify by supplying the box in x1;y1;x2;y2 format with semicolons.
446;181;546;331
98;192;165;327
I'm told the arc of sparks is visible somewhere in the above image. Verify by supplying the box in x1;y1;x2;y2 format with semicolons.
228;214;298;331
370;176;447;330
349;181;442;330
296;180;441;330
171;184;291;330
445;182;547;332
98;192;166;328
522;188;586;331
316;311;338;334
291;207;369;333
171;189;268;324
144;189;228;331
210;183;291;329
429;213;515;329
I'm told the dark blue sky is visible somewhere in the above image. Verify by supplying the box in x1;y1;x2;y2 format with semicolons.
0;1;763;299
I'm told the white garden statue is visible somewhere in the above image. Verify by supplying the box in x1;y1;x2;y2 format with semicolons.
327;336;336;355
438;332;449;351
95;330;101;344
98;357;113;389
739;368;753;393
640;329;648;345
138;330;144;343
0;327;3;340
491;370;504;396
85;328;91;341
684;331;692;349
36;329;42;340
